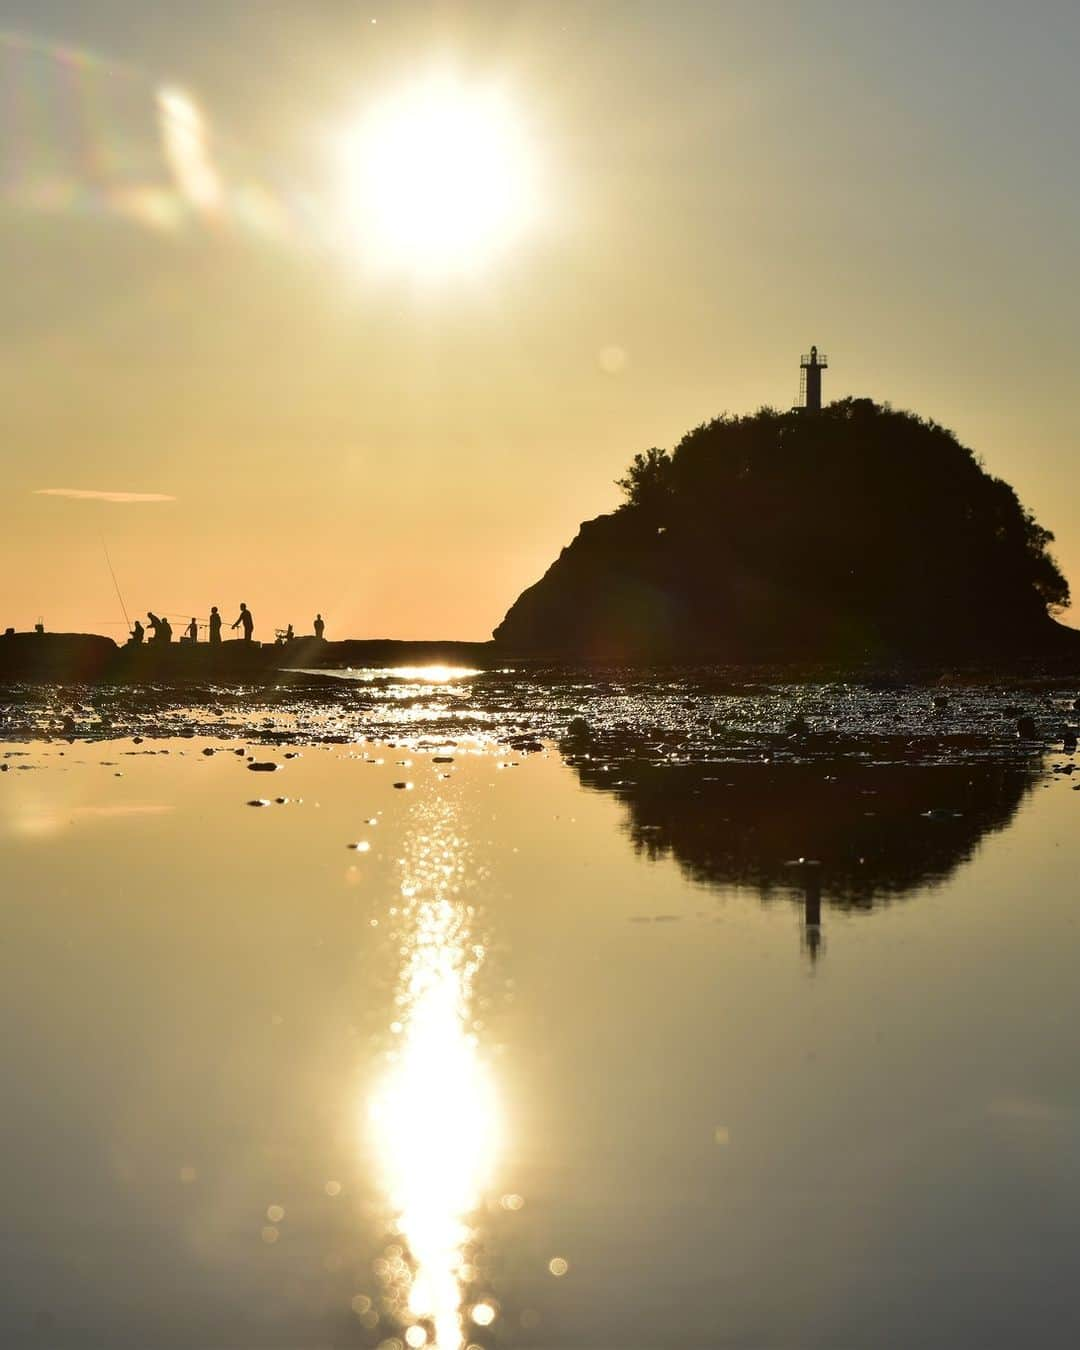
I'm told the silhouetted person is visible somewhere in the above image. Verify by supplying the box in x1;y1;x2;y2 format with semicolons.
313;613;325;640
147;611;171;644
209;606;222;645
130;619;144;645
231;603;254;642
187;618;198;644
285;623;294;641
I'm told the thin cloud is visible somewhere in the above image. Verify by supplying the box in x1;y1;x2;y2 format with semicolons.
34;488;176;503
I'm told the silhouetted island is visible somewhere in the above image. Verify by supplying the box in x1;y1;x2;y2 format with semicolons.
495;398;1079;663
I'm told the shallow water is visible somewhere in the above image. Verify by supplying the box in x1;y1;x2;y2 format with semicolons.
2;664;1078;757
2;678;1080;1349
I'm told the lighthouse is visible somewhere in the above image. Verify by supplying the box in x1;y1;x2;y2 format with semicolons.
798;346;828;413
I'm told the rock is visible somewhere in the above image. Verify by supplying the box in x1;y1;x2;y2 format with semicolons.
248;761;280;772
1017;715;1037;738
564;717;592;743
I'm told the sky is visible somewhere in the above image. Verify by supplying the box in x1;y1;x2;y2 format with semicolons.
3;0;1080;641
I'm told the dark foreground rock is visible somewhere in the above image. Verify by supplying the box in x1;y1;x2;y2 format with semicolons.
0;633;118;682
0;630;498;684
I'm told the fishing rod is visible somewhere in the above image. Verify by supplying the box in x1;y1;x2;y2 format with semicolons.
154;608;226;629
101;538;131;634
98;546;207;634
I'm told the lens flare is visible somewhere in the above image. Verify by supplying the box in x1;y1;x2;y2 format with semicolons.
157;86;222;214
3;35;547;277
369;796;499;1349
0;31;298;244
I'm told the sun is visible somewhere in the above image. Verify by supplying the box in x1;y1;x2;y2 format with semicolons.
340;73;538;276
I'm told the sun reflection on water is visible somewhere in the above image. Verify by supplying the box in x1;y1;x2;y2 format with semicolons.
316;665;482;684
369;796;499;1350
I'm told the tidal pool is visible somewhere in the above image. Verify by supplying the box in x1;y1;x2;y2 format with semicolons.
1;731;1078;1349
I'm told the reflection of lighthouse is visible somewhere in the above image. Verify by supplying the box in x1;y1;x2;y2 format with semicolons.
802;870;823;964
786;858;824;963
798;346;828;413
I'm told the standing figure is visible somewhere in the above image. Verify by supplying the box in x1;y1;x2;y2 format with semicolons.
160;616;173;643
313;613;325;640
187;618;198;644
209;606;222;645
130;619;145;644
147;612;165;643
231;603;254;642
285;623;294;642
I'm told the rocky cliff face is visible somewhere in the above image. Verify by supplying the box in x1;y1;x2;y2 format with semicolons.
494;511;693;660
493;400;1075;663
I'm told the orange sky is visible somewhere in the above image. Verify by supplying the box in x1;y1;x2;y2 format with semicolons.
3;2;1079;641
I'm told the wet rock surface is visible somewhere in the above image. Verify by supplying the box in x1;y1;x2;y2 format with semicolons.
0;666;1076;766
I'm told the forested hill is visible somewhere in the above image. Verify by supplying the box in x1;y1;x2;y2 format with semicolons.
494;399;1076;663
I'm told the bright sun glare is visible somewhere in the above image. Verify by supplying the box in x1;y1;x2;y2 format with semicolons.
341;74;537;275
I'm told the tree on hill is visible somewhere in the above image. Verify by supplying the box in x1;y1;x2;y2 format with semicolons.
495;399;1070;659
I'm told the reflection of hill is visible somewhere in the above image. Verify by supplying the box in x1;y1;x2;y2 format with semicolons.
574;756;1039;909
